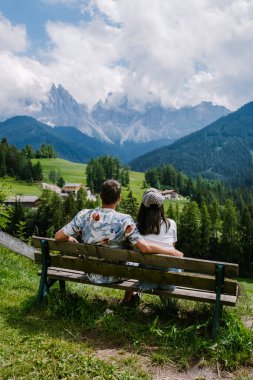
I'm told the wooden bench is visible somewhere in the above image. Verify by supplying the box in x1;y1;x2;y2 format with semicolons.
32;236;239;339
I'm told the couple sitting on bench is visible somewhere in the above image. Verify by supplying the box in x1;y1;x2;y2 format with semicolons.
55;179;184;304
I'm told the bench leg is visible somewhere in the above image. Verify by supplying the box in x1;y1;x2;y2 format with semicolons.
212;264;225;339
59;280;66;293
38;240;50;304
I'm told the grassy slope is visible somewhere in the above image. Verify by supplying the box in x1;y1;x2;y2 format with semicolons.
0;247;253;379
2;158;146;204
32;158;87;184
2;158;186;212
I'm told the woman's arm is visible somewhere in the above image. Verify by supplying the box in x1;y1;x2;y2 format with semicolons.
135;239;183;257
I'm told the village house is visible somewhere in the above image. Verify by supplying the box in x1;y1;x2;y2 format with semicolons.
62;183;84;195
3;196;40;208
160;189;179;200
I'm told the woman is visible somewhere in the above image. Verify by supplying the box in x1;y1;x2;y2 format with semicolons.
137;188;183;292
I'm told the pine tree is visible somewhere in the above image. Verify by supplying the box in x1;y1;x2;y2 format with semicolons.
220;199;240;262
177;201;201;257
8;200;25;235
118;191;139;220
167;203;175;221
208;199;221;259
199;202;212;259
239;207;253;270
49;169;58;184
63;193;77;224
57;176;65;188
76;187;87;211
33;191;63;237
32;161;43;181
0;185;10;230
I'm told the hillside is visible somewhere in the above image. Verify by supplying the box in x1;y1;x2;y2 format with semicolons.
0;116;112;162
2;158;146;203
131;101;253;185
0;115;172;163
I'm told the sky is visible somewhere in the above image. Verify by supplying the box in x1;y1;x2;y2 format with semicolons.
1;0;253;117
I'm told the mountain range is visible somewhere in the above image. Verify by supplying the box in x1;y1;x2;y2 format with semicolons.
131;102;253;185
31;84;230;145
1;89;253;185
0;84;230;163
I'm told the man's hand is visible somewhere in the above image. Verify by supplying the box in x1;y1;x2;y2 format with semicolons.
68;236;78;243
55;229;78;242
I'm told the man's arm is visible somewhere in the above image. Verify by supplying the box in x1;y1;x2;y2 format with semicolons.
55;229;78;243
135;239;183;257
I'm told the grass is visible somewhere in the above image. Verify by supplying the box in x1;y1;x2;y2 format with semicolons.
1;247;253;379
31;158;87;184
2;157;188;209
2;158;147;204
0;177;42;196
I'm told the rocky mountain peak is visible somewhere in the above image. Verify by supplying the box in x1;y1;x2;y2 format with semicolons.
31;84;231;145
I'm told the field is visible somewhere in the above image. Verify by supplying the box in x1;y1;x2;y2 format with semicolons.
32;158;87;184
0;246;253;379
2;158;187;210
2;158;146;204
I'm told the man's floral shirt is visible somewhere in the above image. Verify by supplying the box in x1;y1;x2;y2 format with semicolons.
62;207;142;284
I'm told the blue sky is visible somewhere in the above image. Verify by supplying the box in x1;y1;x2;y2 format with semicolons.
1;0;253;117
0;0;91;54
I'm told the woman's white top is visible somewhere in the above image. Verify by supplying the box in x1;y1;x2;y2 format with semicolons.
143;218;177;249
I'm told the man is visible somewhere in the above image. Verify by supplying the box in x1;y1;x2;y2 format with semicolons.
55;179;183;301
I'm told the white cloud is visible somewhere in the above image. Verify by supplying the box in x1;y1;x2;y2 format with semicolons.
0;52;50;117
2;0;253;117
43;19;125;106
0;13;28;52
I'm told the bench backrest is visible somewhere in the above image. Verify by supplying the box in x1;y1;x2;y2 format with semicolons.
32;236;239;296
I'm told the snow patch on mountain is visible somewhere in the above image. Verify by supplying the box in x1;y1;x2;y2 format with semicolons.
30;84;230;145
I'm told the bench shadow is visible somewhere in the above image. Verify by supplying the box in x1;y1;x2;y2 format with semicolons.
3;289;215;352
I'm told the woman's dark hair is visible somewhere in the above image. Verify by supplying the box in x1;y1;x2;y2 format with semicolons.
137;203;169;235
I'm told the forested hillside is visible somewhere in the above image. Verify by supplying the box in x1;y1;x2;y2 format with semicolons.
131;101;253;185
0;116;173;163
0;116;112;163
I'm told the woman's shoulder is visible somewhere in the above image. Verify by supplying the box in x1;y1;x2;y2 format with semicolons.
166;218;176;228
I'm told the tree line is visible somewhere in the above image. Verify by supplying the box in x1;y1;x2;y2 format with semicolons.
86;156;129;193
2;188;98;240
21;143;57;159
0;138;44;181
145;164;253;275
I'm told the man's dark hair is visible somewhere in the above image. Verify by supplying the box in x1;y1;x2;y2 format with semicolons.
100;179;121;205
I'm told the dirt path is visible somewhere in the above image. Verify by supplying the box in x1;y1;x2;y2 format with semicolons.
95;348;253;379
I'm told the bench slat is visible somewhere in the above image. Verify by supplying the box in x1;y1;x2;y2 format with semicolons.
45;267;237;306
32;237;239;278
34;252;237;295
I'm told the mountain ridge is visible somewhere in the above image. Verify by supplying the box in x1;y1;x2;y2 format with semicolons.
30;84;230;144
0;115;173;163
130;101;253;185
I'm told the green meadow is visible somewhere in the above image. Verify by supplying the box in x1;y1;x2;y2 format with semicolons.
32;158;87;184
2;158;147;204
2;157;186;210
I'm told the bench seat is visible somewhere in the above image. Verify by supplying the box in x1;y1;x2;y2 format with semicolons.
45;267;238;306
